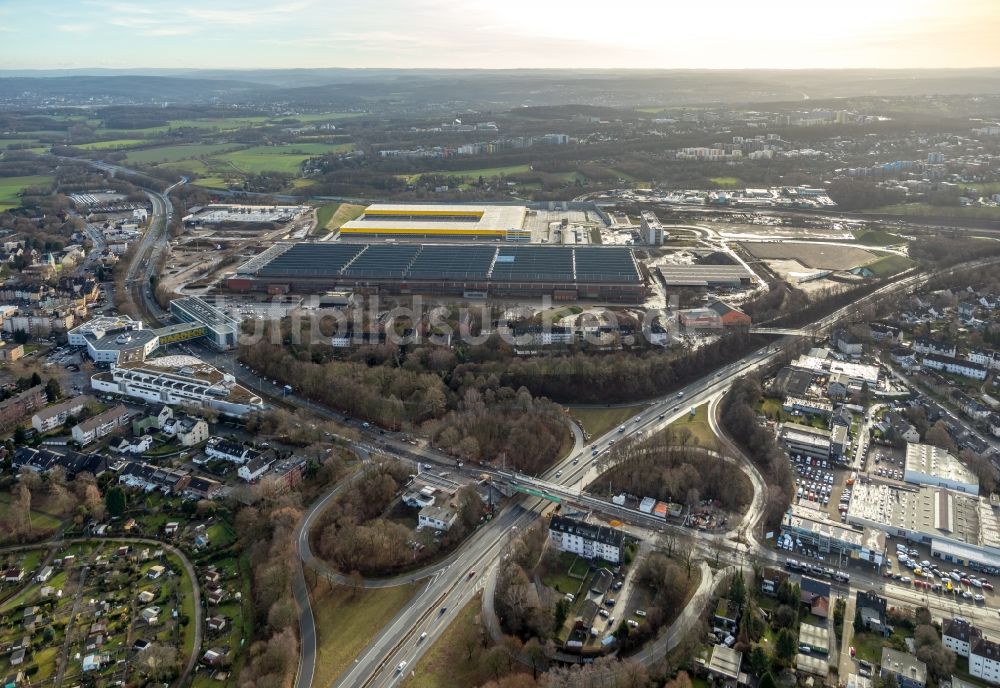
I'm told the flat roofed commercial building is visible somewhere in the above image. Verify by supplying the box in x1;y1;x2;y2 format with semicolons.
781;503;886;565
778;422;832;460
229;242;646;303
68;315;142;346
91;355;263;417
86;329;159;364
657;265;753;288
169;297;239;350
847;481;1000;569
340;203;530;241
905;443;979;494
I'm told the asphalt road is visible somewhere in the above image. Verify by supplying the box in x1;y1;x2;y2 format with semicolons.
80;154;1000;686
327;259;1000;686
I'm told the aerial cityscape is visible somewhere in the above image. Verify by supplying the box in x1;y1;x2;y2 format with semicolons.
2;3;1000;688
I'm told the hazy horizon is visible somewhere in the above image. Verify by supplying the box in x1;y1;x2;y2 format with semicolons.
3;0;1000;71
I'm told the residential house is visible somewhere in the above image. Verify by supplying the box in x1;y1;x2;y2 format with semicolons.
870;322;902;343
943;618;982;658
548;515;624;564
800;576;831;618
175;418;209;446
914;337;957;358
970;637;1000;685
827;373;851;400
0;385;46;431
0;342;25;361
3;568;24;583
834;329;863;357
922;353;988;381
967;350;1000;371
237;455;272;482
204;437;260;465
81;653;109;672
133;405;173;435
12;446;107;478
112;435;153;455
207;616;227;632
881;648;927;688
71;405;129;446
713;598;740;632
35;566;52;583
761;567;789;596
140;606;160;625
856;590;889;636
184;476;223;500
830;406;854;430
418;505;458;532
891;347;918;368
202;649;225;667
31;395;93;433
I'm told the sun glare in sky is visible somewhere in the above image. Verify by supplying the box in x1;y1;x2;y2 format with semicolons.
2;0;999;69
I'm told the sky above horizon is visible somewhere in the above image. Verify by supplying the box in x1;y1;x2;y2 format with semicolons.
2;0;999;70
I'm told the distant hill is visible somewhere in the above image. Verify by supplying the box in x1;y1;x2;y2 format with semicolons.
2;68;1000;110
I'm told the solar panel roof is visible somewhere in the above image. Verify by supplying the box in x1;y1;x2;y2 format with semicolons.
574;247;641;283
257;243;364;277
406;245;497;280
490;246;574;282
253;243;643;285
342;244;421;278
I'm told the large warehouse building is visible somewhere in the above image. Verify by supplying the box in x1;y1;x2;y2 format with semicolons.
340;203;530;241
847;481;1000;570
657;265;754;288
227;242;647;302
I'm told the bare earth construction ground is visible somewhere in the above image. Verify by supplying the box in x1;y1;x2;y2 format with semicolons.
740;241;876;270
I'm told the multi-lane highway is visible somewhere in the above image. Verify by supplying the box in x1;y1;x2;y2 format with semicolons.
77;156;1000;686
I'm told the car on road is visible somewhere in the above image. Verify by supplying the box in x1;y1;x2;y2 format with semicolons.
555;470;562;478
418;632;427;642
396;661;407;673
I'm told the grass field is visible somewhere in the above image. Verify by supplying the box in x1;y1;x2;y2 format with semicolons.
569;405;648;439
861;254;916;277
399;594;520;688
667;403;719;449
310;581;419;687
218;143;353;175
322;202;366;230
191;176;230;189
446;164;532;179
710;176;743;188
0;138;40;149
126;143;242;164
863;203;1000;220
74;138;149;150
854;229;904;246
0;174;55;211
0;492;62;536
